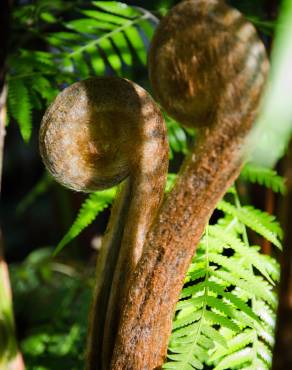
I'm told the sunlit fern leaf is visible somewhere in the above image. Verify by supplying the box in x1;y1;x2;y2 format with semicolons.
165;197;280;370
93;1;141;17
8;3;157;142
8;78;32;142
240;163;287;194
98;38;123;74
49;2;158;78
210;263;277;309
213;347;254;370
11;50;56;73
204;311;240;332
217;200;282;249
85;45;107;75
46;31;85;47
253;300;276;331
201;325;227;349
54;188;116;256
31;76;59;103
7;50;60;141
53;173;174;256
71;51;91;78
208;225;277;284
210;329;255;362
256;341;273;364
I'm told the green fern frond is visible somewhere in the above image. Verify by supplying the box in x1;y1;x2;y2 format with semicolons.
217;200;282;249
8;78;32;142
240;163;287;194
172;310;203;331
201;324;227;348
49;2;158;77
213;347;253;370
32;76;59;103
93;1;141;17
253;300;276;330
210;330;255;362
244;206;283;239
209;225;277;284
211;266;276;309
204;311;240;333
8;3;158;142
7;50;59;141
53;188;116;256
165;179;281;370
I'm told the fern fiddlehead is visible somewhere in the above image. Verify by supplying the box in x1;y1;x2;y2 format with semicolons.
38;76;169;370
111;1;269;369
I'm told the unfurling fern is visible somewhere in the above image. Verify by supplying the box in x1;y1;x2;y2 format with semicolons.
163;187;280;370
9;3;283;369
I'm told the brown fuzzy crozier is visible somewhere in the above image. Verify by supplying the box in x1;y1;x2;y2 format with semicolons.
111;0;269;369
39;77;169;370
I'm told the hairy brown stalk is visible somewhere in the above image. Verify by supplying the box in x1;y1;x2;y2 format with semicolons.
111;0;269;368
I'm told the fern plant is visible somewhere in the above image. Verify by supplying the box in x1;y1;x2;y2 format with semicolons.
163;186;281;370
7;1;158;142
8;2;285;369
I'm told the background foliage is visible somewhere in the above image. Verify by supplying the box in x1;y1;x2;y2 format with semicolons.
1;0;290;369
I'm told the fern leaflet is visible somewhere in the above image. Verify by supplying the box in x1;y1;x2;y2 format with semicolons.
53;188;116;256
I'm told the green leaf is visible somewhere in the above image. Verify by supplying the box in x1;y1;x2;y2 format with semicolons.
54;188;116;256
204;311;240;332
172;310;202;330
84;45;105;74
8;79;32;142
93;1;140;18
241;163;287;194
98;38;122;73
210;330;255;361
66;18;115;33
81;9;129;25
209;225;278;284
217;201;282;249
201;324;227;348
111;32;132;65
32;76;58;103
71;52;91;79
124;26;146;64
214;347;253;370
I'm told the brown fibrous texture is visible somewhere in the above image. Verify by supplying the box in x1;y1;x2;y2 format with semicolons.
39;77;167;192
149;0;269;129
39;76;169;370
111;0;269;369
